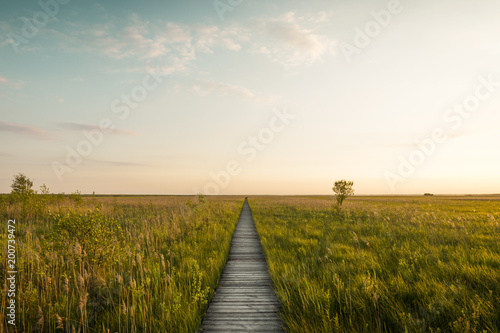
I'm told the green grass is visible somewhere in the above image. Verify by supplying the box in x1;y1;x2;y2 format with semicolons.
0;193;243;332
250;196;500;333
3;193;499;332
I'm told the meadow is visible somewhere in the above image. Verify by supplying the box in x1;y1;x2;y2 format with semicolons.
1;192;499;332
0;193;243;332
250;195;500;333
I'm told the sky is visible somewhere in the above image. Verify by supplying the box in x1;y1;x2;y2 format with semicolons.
1;0;500;195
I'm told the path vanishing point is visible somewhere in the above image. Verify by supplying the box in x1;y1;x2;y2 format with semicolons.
200;199;285;332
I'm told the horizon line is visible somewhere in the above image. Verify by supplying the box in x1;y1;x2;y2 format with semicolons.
3;193;499;197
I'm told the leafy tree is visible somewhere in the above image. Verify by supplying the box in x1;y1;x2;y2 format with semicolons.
332;179;354;206
10;173;34;195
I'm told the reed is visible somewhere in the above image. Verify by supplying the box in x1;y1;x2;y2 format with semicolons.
0;193;243;332
251;195;500;333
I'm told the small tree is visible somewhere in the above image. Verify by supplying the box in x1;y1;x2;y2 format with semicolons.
11;173;34;195
332;179;354;207
39;184;50;195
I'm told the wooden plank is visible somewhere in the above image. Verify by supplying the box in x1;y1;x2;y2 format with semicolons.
201;323;283;330
199;199;285;332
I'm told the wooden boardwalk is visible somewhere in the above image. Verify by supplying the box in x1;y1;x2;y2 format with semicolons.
200;199;285;332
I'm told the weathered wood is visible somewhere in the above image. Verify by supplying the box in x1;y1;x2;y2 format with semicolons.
200;199;285;332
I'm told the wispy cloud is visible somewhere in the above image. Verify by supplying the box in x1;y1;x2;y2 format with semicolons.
0;121;57;140
1;10;336;75
248;11;338;67
447;130;470;140
376;130;472;149
57;122;138;136
48;17;244;75
85;159;146;167
193;80;256;99
194;24;245;53
0;75;24;89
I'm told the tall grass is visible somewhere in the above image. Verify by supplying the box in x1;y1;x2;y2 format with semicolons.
251;196;500;333
0;193;243;332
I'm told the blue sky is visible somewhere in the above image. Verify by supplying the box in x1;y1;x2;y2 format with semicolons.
1;0;500;195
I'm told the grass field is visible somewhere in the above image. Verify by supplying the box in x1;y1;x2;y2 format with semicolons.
0;193;243;332
1;193;499;332
250;195;500;333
